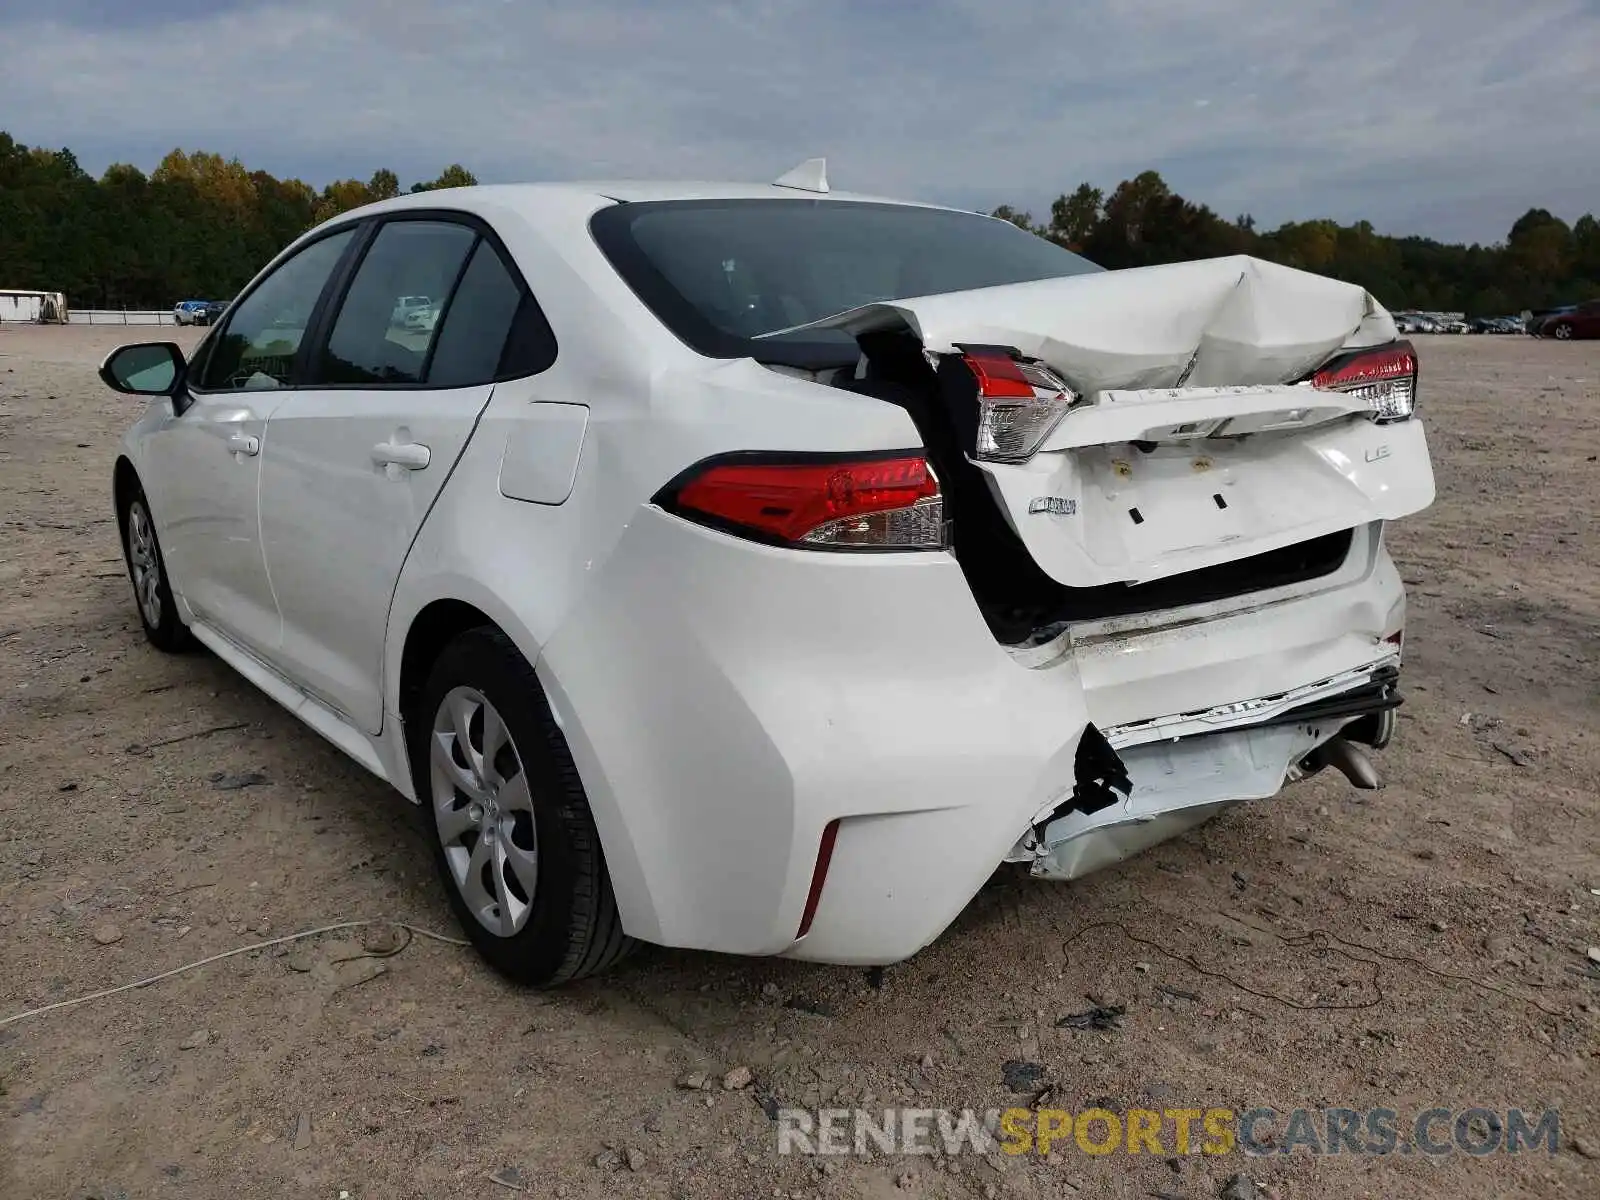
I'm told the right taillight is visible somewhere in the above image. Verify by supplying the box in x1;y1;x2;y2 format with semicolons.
656;452;946;551
957;347;1080;463
1312;339;1418;423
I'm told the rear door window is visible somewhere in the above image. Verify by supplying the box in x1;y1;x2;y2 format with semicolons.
302;216;556;388
312;221;477;386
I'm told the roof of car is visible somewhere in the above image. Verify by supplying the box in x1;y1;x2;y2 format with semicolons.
355;180;965;218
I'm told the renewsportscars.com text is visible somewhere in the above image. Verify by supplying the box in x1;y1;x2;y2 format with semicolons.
774;1106;1561;1158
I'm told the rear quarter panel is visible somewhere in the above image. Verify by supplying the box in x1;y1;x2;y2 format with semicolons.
382;199;928;940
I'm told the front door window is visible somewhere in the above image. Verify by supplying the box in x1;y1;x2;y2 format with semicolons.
198;228;356;391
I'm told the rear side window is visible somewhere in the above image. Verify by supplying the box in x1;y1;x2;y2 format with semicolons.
426;240;524;386
314;221;477;385
302;218;556;387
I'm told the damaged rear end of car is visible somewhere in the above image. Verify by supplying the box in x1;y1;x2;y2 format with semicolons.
578;193;1435;963
763;253;1433;880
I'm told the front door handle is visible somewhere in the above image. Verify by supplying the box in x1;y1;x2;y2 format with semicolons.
227;432;260;456
371;441;431;471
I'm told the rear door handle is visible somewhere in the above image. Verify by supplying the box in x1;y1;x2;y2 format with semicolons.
371;440;431;470
227;432;260;456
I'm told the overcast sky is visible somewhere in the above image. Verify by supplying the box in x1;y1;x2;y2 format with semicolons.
4;0;1597;245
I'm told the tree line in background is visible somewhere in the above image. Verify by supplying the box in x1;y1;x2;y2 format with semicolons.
996;172;1598;316
2;131;1598;315
0;132;477;310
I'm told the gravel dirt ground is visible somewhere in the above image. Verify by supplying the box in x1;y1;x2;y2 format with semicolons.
1;325;1597;1200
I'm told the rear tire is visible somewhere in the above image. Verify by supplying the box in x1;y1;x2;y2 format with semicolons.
411;627;637;986
119;484;191;653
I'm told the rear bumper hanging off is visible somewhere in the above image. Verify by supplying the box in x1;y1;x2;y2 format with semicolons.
1018;658;1403;882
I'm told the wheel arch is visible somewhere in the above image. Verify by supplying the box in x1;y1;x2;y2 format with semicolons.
386;587;663;944
396;597;501;735
112;455;140;536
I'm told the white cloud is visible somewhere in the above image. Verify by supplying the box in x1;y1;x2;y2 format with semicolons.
5;0;1598;243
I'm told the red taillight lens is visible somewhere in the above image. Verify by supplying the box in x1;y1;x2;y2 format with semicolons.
1311;340;1418;422
661;453;945;550
963;349;1037;399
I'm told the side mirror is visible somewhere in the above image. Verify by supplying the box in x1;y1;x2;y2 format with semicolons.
99;342;186;397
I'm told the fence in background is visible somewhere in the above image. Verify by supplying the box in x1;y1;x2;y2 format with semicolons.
68;309;176;326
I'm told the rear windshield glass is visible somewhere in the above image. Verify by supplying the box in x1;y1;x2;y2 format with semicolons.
590;199;1102;368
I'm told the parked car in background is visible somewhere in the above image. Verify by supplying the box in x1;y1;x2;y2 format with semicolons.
1394;312;1451;334
1467;317;1522;334
390;294;432;327
173;299;228;326
1536;300;1600;340
100;169;1434;985
1396;312;1479;335
1527;305;1576;337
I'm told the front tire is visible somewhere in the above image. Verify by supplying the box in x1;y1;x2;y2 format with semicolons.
1551;322;1574;341
120;486;191;652
412;627;636;986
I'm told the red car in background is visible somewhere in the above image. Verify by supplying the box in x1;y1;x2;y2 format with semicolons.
1535;299;1600;339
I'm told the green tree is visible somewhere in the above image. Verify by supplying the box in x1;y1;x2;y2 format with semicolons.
1505;208;1573;284
1047;183;1102;251
1083;170;1172;266
1569;213;1600;283
367;168;401;201
314;179;374;224
410;164;478;193
989;205;1039;233
1265;220;1339;272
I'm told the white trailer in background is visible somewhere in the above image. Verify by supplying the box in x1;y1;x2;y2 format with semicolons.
0;290;67;323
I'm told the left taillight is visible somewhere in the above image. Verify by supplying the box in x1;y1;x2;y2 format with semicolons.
958;347;1080;463
1311;339;1418;423
655;452;946;551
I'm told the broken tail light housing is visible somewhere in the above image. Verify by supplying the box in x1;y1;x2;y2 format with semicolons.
1311;340;1418;423
958;347;1080;462
657;452;945;550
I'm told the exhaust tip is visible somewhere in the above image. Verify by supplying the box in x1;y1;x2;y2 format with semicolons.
1320;737;1381;790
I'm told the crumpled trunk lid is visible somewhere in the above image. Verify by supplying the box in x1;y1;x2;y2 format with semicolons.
775;255;1435;588
780;254;1398;389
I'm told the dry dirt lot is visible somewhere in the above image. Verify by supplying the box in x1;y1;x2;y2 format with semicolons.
1;325;1597;1200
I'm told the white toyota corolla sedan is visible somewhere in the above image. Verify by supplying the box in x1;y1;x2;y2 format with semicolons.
102;161;1434;985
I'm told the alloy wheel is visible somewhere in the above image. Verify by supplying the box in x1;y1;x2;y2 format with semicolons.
127;501;163;629
1553;324;1572;340
429;686;540;937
